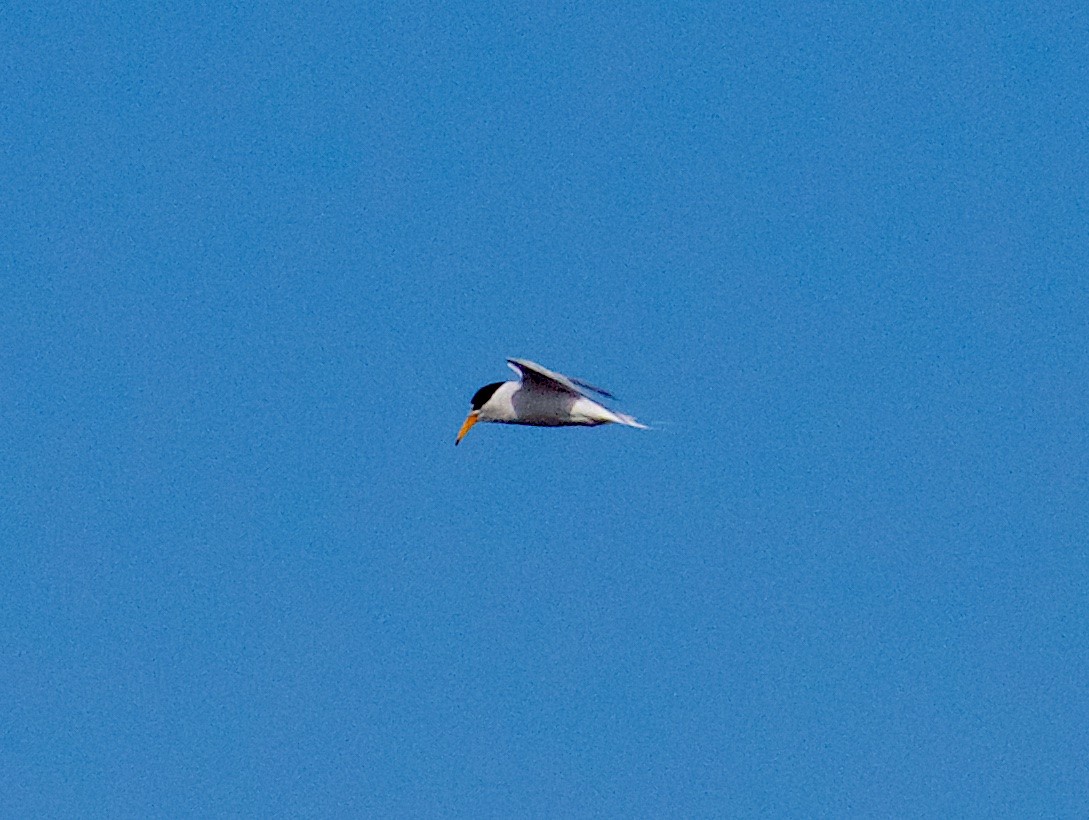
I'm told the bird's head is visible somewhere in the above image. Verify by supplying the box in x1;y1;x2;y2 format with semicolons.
455;381;504;445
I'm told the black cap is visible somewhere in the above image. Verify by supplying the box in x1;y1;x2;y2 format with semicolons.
470;382;504;411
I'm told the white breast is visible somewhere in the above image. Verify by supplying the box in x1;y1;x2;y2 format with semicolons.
477;381;520;422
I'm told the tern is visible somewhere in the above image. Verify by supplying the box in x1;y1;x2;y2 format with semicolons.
456;358;648;445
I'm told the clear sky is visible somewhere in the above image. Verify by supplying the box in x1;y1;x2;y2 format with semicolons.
3;2;1088;816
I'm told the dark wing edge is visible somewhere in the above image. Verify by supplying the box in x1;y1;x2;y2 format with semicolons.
507;359;616;400
568;377;616;400
506;358;582;395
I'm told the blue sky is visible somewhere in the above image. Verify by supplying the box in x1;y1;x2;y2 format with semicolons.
3;2;1088;816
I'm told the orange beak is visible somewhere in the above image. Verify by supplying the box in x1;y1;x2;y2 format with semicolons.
455;412;480;446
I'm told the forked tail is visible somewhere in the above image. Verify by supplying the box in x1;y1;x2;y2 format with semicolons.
614;412;649;430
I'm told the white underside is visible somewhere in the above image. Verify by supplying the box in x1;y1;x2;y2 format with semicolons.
478;381;646;428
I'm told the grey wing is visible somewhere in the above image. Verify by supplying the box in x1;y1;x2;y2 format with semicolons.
507;359;584;395
506;358;615;399
568;377;616;400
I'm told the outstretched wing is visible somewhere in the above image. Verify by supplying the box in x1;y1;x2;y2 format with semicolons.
568;377;616;400
506;358;613;399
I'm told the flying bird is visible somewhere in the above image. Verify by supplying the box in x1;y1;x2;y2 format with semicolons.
456;358;648;445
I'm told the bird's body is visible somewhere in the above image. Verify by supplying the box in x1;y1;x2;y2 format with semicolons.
456;358;647;445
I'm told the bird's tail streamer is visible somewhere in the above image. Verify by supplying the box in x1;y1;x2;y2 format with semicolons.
615;413;650;430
